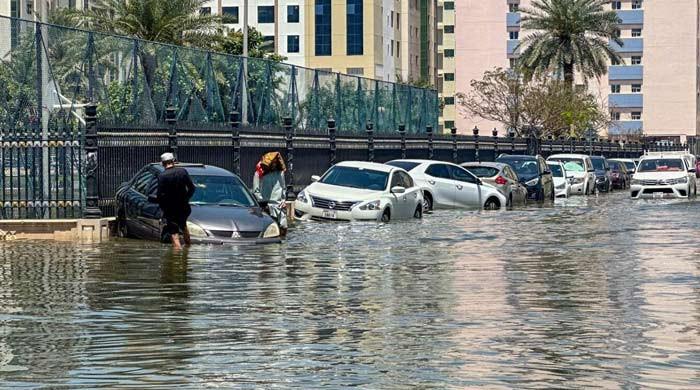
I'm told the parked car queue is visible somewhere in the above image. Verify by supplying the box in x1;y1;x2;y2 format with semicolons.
114;151;700;244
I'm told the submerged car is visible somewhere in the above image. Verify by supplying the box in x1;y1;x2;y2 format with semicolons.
590;156;612;192
496;154;554;201
386;159;507;210
609;158;637;174
546;161;571;198
294;161;424;222
631;154;698;199
461;162;528;207
115;163;282;244
608;160;631;189
547;154;597;196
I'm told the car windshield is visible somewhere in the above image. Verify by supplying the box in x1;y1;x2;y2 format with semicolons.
497;158;538;177
385;161;420;172
550;158;585;172
548;164;564;177
637;158;685;172
591;158;606;171
623;161;636;171
190;175;256;207
464;166;500;178
320;166;389;191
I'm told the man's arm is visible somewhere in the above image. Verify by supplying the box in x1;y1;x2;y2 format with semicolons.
185;172;196;199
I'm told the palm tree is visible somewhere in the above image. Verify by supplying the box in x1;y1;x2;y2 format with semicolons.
517;0;623;85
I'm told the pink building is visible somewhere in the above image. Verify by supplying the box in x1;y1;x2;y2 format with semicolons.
452;0;700;142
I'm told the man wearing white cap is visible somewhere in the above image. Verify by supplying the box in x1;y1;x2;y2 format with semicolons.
157;153;195;249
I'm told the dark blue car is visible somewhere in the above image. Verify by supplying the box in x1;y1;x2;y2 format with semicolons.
496;154;554;201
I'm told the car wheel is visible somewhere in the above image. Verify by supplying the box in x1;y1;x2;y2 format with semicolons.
380;208;391;223
423;193;433;213
413;205;423;219
484;197;500;210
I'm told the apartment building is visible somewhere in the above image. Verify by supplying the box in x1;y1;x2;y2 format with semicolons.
451;0;700;142
436;0;455;132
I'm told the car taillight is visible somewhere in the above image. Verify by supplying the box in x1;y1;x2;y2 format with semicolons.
495;176;508;185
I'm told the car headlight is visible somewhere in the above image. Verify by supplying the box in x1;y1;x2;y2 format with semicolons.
631;179;641;185
676;176;688;184
359;200;381;210
262;223;280;238
296;190;308;203
525;178;539;186
186;221;208;237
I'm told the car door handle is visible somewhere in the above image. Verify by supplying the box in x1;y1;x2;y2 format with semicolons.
428;180;436;185
456;184;463;190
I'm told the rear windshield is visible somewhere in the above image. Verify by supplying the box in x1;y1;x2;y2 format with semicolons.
637;158;685;172
386;161;420;172
550;158;585;172
464;166;500;178
548;164;564;177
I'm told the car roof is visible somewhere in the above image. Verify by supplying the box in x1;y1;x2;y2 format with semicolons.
590;155;606;160
639;154;686;160
461;162;507;169
548;154;589;159
150;163;235;177
336;160;396;173
389;159;449;165
608;158;635;162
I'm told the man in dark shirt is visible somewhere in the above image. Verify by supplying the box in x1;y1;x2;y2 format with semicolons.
157;153;195;250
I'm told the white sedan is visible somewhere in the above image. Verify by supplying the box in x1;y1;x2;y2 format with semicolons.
294;161;424;222
547;161;572;198
386;159;507;210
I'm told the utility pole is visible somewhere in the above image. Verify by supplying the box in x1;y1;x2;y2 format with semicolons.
241;0;249;125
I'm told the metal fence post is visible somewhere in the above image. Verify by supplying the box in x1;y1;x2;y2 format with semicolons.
229;111;241;175
399;124;406;159
473;126;480;162
366;120;375;162
283;116;295;200
451;127;458;163
427;125;434;160
165;106;178;159
492;128;499;159
328;118;337;167
84;103;101;218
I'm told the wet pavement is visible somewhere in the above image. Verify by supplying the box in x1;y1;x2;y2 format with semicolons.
1;192;699;388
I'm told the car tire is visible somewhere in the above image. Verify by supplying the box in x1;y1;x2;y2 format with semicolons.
413;205;423;219
484;197;500;210
423;193;433;213
381;208;391;223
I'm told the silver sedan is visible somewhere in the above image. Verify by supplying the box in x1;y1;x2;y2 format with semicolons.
461;162;528;207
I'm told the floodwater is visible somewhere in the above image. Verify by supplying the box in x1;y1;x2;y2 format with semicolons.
1;192;700;388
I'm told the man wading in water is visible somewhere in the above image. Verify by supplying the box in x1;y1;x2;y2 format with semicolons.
157;153;196;250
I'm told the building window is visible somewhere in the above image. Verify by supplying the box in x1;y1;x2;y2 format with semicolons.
611;1;621;10
444;73;455;81
222;6;239;23
444;49;455;58
509;58;517;68
397;13;400;29
287;5;300;23
509;3;519;12
444;97;455;105
287;35;300;53
258;6;275;23
631;112;642;120
443;1;454;10
199;7;211;15
632;28;642;37
444;25;454;34
445;120;455;129
631;56;642;65
611;112;621;121
632;0;643;9
611;84;621;93
509;31;519;40
347;67;364;76
315;0;332;56
347;0;363;55
631;84;642;93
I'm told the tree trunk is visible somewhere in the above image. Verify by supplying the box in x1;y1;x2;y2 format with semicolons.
563;62;575;86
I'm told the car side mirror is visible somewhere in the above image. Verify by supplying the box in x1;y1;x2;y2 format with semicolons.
258;200;269;210
391;186;406;194
311;175;321;182
147;195;158;203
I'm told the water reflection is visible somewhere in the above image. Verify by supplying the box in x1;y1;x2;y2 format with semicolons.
0;192;699;388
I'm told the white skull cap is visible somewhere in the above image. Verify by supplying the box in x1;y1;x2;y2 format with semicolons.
160;152;175;162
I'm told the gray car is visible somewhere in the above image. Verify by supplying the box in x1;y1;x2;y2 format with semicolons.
115;163;282;244
461;162;528;207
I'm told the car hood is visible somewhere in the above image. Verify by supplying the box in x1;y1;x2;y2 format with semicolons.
189;205;274;232
303;182;382;201
633;172;688;181
595;169;608;176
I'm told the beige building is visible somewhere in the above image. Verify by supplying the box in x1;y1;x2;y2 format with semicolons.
437;0;456;132
449;0;700;142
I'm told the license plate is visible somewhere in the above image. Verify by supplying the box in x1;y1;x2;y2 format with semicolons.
653;192;664;198
322;210;337;219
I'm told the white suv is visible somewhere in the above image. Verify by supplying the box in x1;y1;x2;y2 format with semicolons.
546;154;597;195
631;153;698;199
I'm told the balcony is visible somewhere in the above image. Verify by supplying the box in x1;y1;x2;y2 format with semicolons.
609;65;643;81
609;121;643;135
609;38;643;53
609;93;643;108
507;12;520;28
507;39;520;56
617;10;644;25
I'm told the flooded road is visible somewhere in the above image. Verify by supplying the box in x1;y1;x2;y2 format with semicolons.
1;192;700;388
